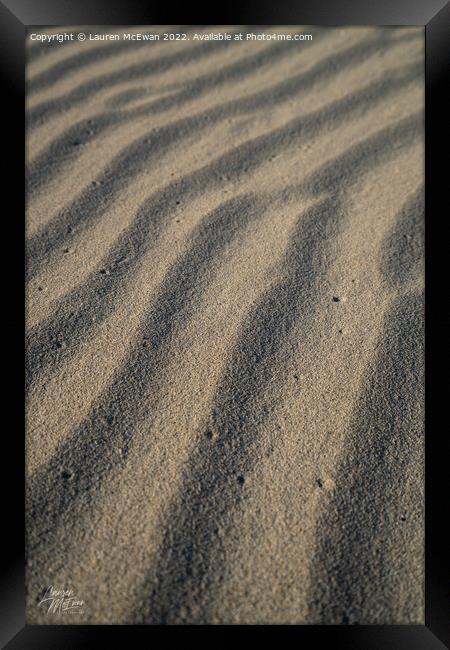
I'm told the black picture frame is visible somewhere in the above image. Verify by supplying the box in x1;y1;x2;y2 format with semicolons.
2;1;448;647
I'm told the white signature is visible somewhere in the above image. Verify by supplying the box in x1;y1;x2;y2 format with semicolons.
38;586;85;615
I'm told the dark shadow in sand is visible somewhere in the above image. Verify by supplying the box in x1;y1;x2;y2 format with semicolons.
26;112;422;620
306;187;424;624
26;68;422;394
27;29;416;199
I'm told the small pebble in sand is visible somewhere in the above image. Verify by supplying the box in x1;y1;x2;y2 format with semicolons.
61;469;73;481
332;296;340;302
237;475;245;486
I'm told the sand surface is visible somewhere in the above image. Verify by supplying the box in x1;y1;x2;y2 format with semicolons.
26;26;424;624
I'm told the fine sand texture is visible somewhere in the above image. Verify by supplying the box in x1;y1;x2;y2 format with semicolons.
26;26;424;624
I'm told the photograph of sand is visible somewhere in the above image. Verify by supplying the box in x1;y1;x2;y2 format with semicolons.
25;26;424;625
